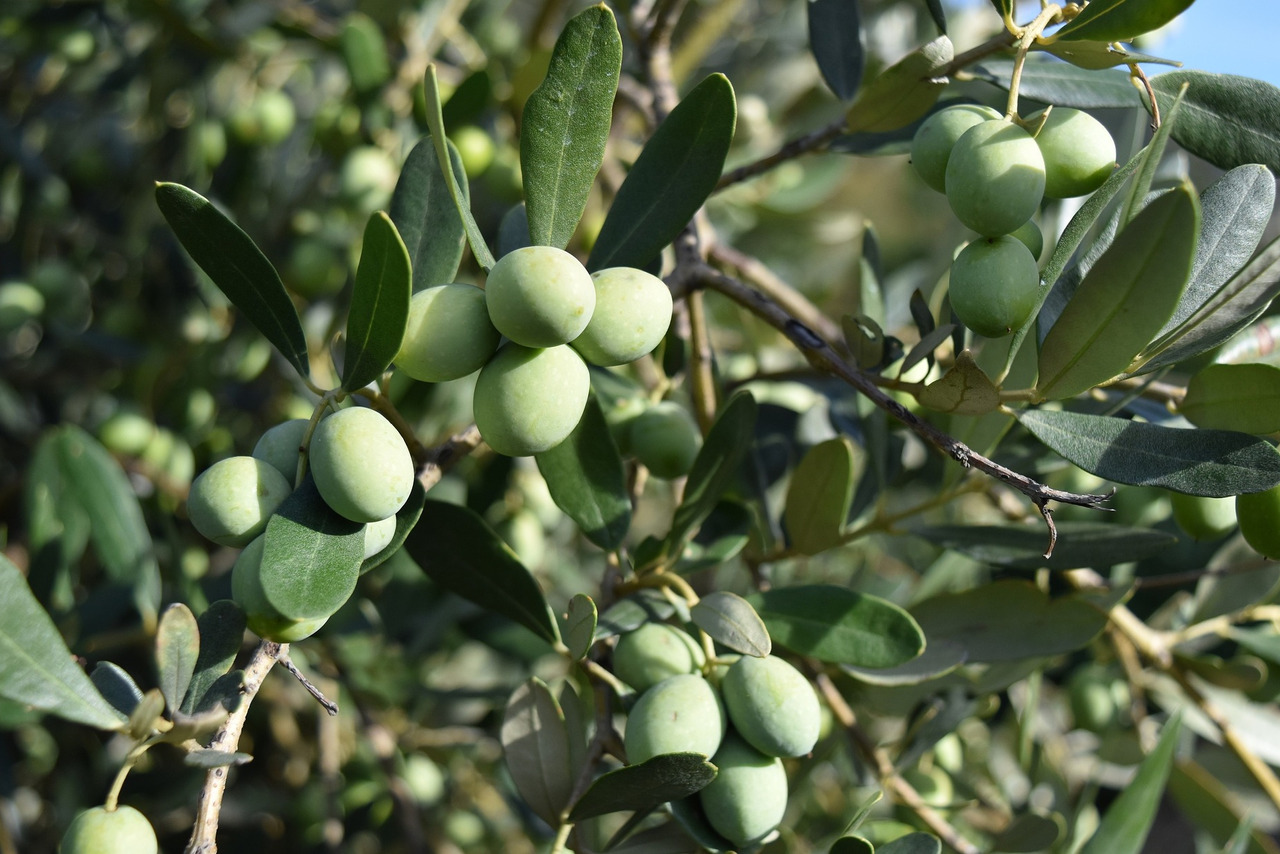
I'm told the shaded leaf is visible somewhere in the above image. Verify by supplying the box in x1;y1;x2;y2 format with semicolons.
846;36;953;133
155;603;199;713
595;591;679;643
784;437;860;555
691;592;770;657
340;12;390;94
922;0;945;32
1038;40;1181;70
1017;409;1280;497
536;394;631;551
808;0;864;101
830;837;874;854
1150;71;1280;173
564;594;597;661
1037;185;1200;400
588;74;735;271
878;833;941;854
194;670;244;715
1078;712;1182;854
1168;760;1280;854
911;522;1177;571
155;182;309;377
90;662;143;718
918;349;1000;415
501;678;573;826
407;499;562;644
360;480;427;575
521;4;622;249
185;749;254;769
751;585;924;668
422;66;496;270
342;212;411;391
389;135;469;290
843;639;967;686
991;813;1065;852
1052;0;1194;42
180;600;246;716
677;500;751;574
127;689;167;740
569;753;717;821
969;59;1140;109
1180;363;1280;434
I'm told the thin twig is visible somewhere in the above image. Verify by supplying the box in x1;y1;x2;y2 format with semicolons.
715;118;848;190
278;652;340;716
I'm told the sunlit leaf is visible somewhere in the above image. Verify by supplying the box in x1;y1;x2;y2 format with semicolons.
1179;363;1280;434
1149;71;1280;173
784;437;860;555
917;349;1001;415
970;58;1140;109
1078;711;1182;854
846;36;953;133
342;211;411;392
155;603;199;713
568;753;717;821
750;585;924;668
691;592;770;657
1052;0;1195;43
389;135;469;290
563;594;597;661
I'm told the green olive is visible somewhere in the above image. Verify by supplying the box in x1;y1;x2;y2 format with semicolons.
231;536;330;643
721;654;821;758
1030;107;1116;199
484;246;595;348
309;407;414;523
945;119;1046;237
395;283;501;382
60;805;158;854
624;673;725;765
948;236;1040;338
910;104;1002;193
472;344;590;457
613;622;705;693
698;732;788;849
187;456;293;548
363;515;398;559
571;267;673;366
629;401;701;479
251;419;309;483
1236;483;1280;559
1170;492;1237;542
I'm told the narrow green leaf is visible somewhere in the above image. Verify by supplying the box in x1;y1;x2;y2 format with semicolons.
259;479;365;621
563;594;597;661
1052;0;1194;43
677;500;751;574
1168;760;1280;854
911;580;1107;663
594;591;679;642
406;499;562;644
808;0;865;101
991;813;1066;852
1037;185;1200;400
987;0;1013;22
923;0;946;32
1078;711;1182;854
664;391;757;556
389;135;468;291
1017;409;1280;497
359;480;427;575
969;58;1140;109
155;182;309;377
750;584;924;668
846;36;953;133
0;556;125;730
422;66;496;271
878;833;942;854
521;4;621;249
180;600;247;716
1149;71;1280;173
1180;363;1280;434
155;603;199;713
1039;40;1182;70
127;688;167;739
569;753;717;821
911;523;1176;571
1120;88;1185;229
535;394;631;551
90;662;143;717
25;435;90;603
342;212;412;391
784;437;860;555
193;670;244;715
501;678;573;826
587;74;736;272
842;639;967;685
691;592;770;657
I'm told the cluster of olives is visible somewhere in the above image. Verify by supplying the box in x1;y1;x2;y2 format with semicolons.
60;804;158;854
910;103;1117;338
187;406;414;642
614;621;821;849
393;246;673;458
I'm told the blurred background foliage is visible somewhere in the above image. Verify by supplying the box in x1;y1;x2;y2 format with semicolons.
2;0;1279;852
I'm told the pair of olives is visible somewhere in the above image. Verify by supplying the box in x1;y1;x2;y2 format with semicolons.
911;104;1117;338
392;246;673;457
614;621;822;849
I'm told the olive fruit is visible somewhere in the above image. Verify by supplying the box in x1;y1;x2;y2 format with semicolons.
187;456;293;548
0;281;45;332
1236;483;1280;559
1170;492;1237;542
945;119;1046;237
571;267;673;366
309;407;414;523
231;536;330;643
698;732;788;849
721;654;821;758
286;237;347;299
252;418;308;482
1030;107;1116;199
484;246;595;348
629;401;701;480
948;236;1040;338
340;146;398;213
910;104;1002;193
363;515;398;559
452;126;496;177
98;410;157;457
1009;218;1044;259
625;674;726;765
395;284;501;382
613;622;705;693
472;344;590;457
60;805;158;854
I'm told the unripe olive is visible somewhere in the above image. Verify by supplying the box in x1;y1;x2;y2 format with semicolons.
340;146;398;213
60;805;158;854
452;126;496;177
286;237;347;299
472;344;590;457
903;766;954;809
571;267;673;366
1170;492;1237;542
625;674;725;765
948;236;1040;338
1067;664;1122;733
613;622;706;693
395;283;501;382
945;119;1046;237
1009;218;1044;259
602;395;648;455
1030;107;1116;199
910;104;1002;193
721;654;821;758
187;456;293;548
252;419;309;483
698;732;788;849
0;281;45;332
1236;483;1280;559
255;90;296;146
629;401;701;479
98;410;157;457
363;515;398;559
231;536;330;642
309;407;414;523
484;246;595;348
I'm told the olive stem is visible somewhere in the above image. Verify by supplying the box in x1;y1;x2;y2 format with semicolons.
277;651;339;716
714;118;848;191
1005;4;1062;119
686;289;718;434
103;737;158;812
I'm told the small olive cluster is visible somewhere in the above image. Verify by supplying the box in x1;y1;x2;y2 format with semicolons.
910;104;1117;337
394;246;674;457
187;406;414;642
613;621;822;849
